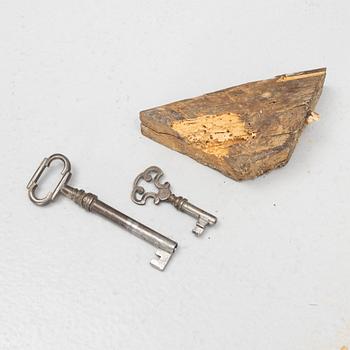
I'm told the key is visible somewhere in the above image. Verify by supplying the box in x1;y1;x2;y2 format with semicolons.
27;154;177;271
131;166;217;236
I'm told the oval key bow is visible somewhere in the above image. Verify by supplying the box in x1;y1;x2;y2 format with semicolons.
27;153;72;206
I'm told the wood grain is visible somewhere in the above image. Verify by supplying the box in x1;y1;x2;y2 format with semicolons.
140;68;326;180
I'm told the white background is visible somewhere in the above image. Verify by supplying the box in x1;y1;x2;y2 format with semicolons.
1;1;349;349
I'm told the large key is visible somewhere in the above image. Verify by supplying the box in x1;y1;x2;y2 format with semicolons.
27;154;177;271
131;166;217;236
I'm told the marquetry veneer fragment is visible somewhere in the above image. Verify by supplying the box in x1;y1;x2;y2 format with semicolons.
140;68;326;180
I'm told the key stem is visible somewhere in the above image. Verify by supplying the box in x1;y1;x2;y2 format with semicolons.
61;184;177;255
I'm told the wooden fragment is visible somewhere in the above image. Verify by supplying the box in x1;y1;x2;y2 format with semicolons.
140;68;326;180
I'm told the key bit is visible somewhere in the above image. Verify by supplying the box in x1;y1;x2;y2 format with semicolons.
131;166;217;236
27;154;177;271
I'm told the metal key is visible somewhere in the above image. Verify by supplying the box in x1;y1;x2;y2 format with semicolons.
131;166;217;236
27;154;177;271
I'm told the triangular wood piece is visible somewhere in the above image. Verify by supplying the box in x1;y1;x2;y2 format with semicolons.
140;68;326;180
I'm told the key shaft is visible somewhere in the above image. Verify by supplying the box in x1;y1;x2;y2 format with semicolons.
168;194;217;235
60;185;177;270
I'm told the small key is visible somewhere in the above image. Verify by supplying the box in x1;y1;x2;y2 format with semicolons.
131;166;217;236
27;154;177;271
